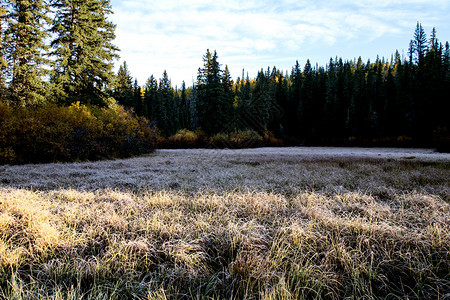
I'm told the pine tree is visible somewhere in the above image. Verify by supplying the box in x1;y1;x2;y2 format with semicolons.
442;42;450;130
114;61;133;108
173;89;181;130
156;70;173;135
298;59;315;140
408;40;414;64
337;58;352;137
178;81;189;129
444;42;450;69
323;58;338;138
384;66;401;135
286;61;302;137
189;83;198;130
50;0;119;105
410;22;427;68
3;0;50;106
249;70;270;132
235;71;251;130
314;65;327;139
0;2;7;100
132;78;143;115
196;49;225;134
372;57;385;135
143;75;157;121
272;71;286;135
423;28;447;136
221;65;234;131
408;23;428;140
240;70;251;104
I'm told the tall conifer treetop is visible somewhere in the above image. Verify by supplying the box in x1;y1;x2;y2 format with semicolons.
50;0;119;105
114;61;133;107
410;22;427;67
3;0;50;106
0;2;7;98
196;49;234;134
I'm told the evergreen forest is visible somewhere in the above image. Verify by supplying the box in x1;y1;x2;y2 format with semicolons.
1;0;449;164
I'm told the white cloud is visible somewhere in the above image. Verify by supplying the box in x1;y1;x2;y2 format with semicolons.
109;0;450;86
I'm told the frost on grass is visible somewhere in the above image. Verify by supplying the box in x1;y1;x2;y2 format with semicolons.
0;147;449;196
0;147;449;299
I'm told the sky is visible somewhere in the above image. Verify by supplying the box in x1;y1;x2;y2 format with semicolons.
109;0;450;87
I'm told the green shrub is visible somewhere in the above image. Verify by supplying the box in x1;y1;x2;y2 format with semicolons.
229;130;263;148
208;132;229;148
208;130;263;149
158;129;281;149
159;129;204;148
0;102;157;164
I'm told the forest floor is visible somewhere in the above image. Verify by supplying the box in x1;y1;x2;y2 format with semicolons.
0;147;449;299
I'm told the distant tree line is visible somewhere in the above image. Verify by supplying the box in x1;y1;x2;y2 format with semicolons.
115;24;449;148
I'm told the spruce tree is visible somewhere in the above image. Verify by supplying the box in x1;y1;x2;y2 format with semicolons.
143;75;157;121
196;49;225;134
323;58;339;138
189;83;198;130
50;0;118;105
337;58;352;137
443;42;450;130
3;0;50;106
313;65;327;138
221;65;234;131
132;78;143;115
249;70;270;132
178;81;189;129
240;70;251;104
156;70;172;135
384;66;401;135
287;61;302;137
0;2;7;100
410;22;427;68
235;71;252;130
114;61;133;108
271;71;286;135
409;23;428;140
298;59;314;139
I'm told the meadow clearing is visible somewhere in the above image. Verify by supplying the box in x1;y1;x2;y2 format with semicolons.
0;147;449;299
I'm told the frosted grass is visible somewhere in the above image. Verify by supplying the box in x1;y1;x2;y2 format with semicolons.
0;147;448;197
0;147;449;299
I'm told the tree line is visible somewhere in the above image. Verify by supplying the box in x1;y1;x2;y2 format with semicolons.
115;23;449;148
1;1;449;150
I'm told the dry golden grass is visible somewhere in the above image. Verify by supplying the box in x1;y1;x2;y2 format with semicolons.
0;147;449;299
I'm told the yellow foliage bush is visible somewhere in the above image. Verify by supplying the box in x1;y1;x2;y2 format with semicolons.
158;129;207;148
0;102;157;164
160;129;282;149
209;130;264;148
168;129;200;147
208;132;229;148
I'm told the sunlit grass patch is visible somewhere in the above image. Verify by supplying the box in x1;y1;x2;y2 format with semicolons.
0;149;449;299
